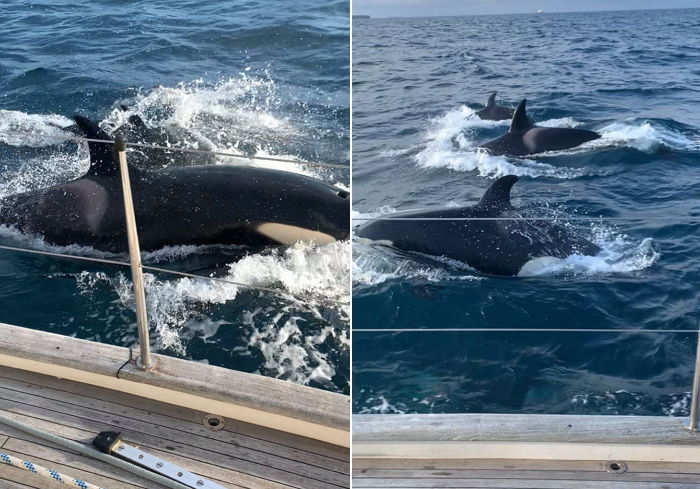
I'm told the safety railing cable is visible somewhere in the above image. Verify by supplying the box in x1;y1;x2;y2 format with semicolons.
353;327;698;333
352;216;700;221
0;243;349;306
1;131;349;169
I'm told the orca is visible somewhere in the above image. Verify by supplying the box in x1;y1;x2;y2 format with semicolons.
114;108;217;168
474;92;514;121
355;175;601;276
52;106;216;167
0;116;349;253
480;99;601;156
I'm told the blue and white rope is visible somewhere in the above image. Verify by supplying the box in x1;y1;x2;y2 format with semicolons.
0;451;106;489
0;412;190;489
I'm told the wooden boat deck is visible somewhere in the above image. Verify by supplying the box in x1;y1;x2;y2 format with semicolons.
353;413;700;489
0;365;349;489
353;457;700;488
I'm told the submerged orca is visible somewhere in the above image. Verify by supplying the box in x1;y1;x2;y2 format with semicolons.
355;175;601;276
115;108;217;168
0;116;349;252
53;106;216;167
475;92;514;121
480;99;601;156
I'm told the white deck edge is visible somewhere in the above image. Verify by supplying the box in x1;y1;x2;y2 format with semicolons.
353;413;700;462
353;440;700;463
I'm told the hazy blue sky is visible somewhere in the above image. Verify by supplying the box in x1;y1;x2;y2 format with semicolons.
353;0;700;18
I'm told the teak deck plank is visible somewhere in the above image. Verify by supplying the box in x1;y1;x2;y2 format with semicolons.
0;323;349;437
0;367;346;461
0;384;345;486
0;369;347;468
0;409;277;489
353;413;699;445
353;460;700;488
353;480;700;489
0;366;349;489
353;457;700;474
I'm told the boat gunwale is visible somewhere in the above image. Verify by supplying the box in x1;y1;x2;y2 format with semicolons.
0;322;350;447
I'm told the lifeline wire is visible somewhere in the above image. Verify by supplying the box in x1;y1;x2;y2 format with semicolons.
0;244;350;306
352;216;700;221
0;451;107;489
353;328;697;334
1;131;349;169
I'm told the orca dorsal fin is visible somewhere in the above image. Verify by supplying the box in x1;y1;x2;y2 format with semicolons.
127;114;147;129
509;99;532;132
477;175;518;213
73;115;118;176
486;92;497;107
119;104;148;129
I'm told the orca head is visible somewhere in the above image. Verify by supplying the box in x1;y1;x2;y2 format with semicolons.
509;99;534;133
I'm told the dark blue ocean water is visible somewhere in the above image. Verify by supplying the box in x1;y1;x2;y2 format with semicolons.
352;9;700;414
0;0;349;393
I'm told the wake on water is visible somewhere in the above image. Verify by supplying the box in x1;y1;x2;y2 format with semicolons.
409;106;700;179
0;76;350;391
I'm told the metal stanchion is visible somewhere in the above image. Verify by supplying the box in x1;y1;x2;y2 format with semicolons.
115;137;152;370
688;322;700;431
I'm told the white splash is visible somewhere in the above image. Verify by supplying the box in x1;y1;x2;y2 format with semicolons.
0;110;74;147
100;77;337;180
412;106;700;178
0;110;90;197
246;313;346;387
352;207;658;281
352;210;482;286
590;120;700;153
357;392;407;414
0;225;120;260
71;241;350;388
518;229;659;277
413;105;591;179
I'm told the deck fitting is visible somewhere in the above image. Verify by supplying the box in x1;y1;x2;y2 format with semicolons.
605;461;628;474
203;414;225;431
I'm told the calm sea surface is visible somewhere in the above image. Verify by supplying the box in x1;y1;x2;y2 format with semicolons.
0;0;349;393
352;9;700;413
